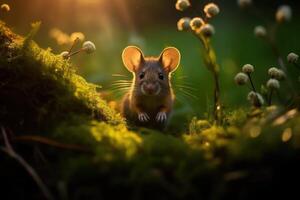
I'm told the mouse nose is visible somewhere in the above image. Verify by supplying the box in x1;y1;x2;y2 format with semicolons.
145;83;155;91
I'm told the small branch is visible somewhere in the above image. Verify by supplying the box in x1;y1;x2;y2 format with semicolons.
68;37;79;55
1;127;55;200
66;48;84;58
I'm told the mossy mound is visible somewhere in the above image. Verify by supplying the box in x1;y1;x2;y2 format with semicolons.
0;21;123;133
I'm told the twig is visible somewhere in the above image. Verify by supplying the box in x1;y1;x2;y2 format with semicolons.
68;37;79;55
12;135;92;153
1;127;55;200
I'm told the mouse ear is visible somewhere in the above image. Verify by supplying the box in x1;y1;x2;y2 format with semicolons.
159;47;181;73
122;46;145;72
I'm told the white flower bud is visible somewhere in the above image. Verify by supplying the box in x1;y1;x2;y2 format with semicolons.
254;26;267;38
276;5;292;23
268;67;280;78
199;24;215;37
60;51;69;59
175;0;191;12
287;52;299;64
242;64;254;74
1;4;10;12
267;79;280;90
237;0;252;8
82;41;96;54
204;3;220;18
190;17;204;31
177;17;191;31
247;91;264;107
234;72;249;85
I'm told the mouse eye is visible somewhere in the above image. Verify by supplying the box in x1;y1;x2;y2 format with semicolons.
139;72;145;79
158;73;164;80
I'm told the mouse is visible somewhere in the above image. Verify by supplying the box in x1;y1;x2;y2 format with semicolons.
121;46;181;130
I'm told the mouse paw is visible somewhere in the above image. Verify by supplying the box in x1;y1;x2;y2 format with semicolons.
156;112;167;123
138;113;150;122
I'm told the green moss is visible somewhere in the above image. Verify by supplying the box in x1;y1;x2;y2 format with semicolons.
0;21;123;133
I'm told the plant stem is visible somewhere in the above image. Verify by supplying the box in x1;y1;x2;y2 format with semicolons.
68;37;79;55
266;24;295;93
268;89;274;106
247;74;262;107
213;72;222;124
247;73;257;92
67;48;84;58
193;32;222;124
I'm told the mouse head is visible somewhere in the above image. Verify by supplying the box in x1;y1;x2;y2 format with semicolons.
122;46;181;96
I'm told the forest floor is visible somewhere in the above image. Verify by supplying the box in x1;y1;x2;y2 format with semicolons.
1;21;300;200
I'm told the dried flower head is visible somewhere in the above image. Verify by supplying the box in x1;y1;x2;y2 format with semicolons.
242;64;254;74
190;17;204;31
234;72;249;85
1;4;10;12
175;0;191;12
82;41;96;54
177;17;191;31
60;51;70;59
204;3;220;18
268;67;280;78
247;91;264;107
287;52;299;64
199;24;215;37
276;5;292;23
237;0;252;8
254;26;267;38
267;79;280;90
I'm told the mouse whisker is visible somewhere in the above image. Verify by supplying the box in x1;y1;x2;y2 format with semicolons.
112;80;132;83
176;88;199;100
111;83;132;87
109;86;131;91
174;84;198;91
112;74;129;78
174;75;188;80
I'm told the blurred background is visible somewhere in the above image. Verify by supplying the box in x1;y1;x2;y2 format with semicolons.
1;0;300;130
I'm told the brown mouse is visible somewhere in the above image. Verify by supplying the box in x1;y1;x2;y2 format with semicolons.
121;46;181;130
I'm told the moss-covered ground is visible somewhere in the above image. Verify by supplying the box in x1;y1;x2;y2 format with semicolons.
1;21;300;200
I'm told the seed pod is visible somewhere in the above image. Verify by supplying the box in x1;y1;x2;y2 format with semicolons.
247;91;264;107
267;79;280;90
287;52;299;64
254;26;267;38
276;5;292;23
60;51;69;59
177;17;191;31
234;72;249;85
190;17;204;31
199;24;215;37
204;3;220;18
175;0;191;12
82;41;96;54
1;4;10;12
242;64;254;74
237;0;252;8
